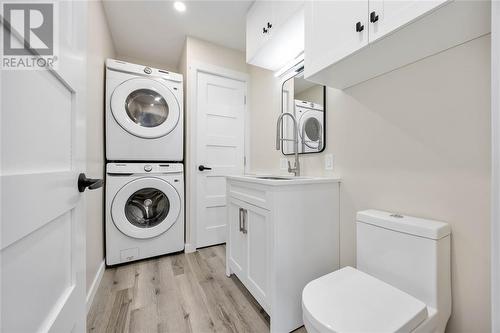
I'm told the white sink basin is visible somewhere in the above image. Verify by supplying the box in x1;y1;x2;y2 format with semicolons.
226;174;340;186
254;176;306;180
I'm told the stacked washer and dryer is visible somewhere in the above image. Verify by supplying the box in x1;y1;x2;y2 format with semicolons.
105;59;185;266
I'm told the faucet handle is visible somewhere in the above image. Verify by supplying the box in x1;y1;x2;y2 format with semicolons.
287;160;292;172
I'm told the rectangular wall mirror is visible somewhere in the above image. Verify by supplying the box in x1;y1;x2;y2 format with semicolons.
281;69;326;155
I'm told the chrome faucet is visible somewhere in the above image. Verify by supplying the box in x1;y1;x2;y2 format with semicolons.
276;112;300;176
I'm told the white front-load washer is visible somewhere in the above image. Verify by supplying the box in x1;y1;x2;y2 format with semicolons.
105;162;184;265
295;99;324;153
106;59;183;161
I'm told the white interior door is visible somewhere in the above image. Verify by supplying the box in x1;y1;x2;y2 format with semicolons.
1;2;89;332
196;71;246;248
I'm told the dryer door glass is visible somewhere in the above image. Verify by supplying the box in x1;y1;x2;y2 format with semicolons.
125;188;170;228
125;89;169;127
304;117;321;142
111;78;181;139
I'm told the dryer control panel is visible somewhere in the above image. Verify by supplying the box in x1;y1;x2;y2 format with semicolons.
107;162;183;174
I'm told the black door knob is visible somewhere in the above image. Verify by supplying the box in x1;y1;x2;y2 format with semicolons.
78;173;104;192
370;11;379;23
198;165;212;171
356;21;364;32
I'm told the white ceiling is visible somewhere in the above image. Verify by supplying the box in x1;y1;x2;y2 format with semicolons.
103;0;254;71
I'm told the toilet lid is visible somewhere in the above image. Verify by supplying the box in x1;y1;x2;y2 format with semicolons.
302;267;428;333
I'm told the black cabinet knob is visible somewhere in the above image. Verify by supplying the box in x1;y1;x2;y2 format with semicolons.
198;165;212;171
267;22;272;29
356;21;364;32
263;27;268;34
78;173;104;193
370;11;379;23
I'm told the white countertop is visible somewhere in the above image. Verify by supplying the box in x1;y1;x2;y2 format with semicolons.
226;174;341;186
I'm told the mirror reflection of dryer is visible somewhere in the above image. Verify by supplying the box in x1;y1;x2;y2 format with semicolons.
295;99;324;153
281;64;326;155
106;59;184;161
105;163;184;266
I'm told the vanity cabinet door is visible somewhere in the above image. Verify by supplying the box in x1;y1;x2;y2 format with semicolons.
227;200;247;279
304;0;369;79
368;0;448;42
245;204;271;312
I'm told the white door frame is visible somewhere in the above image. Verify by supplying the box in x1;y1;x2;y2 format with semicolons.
185;62;249;253
492;1;500;331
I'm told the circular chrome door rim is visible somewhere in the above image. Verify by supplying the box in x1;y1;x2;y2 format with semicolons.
111;78;180;139
111;177;181;239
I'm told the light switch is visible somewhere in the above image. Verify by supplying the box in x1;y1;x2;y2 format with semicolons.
325;154;334;170
280;158;288;170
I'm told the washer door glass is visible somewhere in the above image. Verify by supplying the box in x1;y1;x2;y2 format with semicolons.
112;177;181;239
125;89;169;127
125;188;170;228
111;78;180;139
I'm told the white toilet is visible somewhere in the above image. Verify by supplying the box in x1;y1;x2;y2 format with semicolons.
302;209;451;333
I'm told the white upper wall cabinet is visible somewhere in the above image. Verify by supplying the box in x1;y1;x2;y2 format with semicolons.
305;0;491;89
305;1;368;78
246;0;304;71
368;1;447;42
246;0;274;62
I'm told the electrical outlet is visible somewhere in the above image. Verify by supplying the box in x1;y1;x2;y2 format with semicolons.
325;154;334;170
280;158;288;170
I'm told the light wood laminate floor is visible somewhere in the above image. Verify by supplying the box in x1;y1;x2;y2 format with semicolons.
87;245;307;333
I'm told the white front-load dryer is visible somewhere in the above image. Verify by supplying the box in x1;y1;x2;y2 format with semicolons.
106;59;183;161
105;162;184;265
295;99;324;153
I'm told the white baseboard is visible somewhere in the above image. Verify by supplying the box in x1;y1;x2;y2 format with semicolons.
184;243;196;253
86;259;105;313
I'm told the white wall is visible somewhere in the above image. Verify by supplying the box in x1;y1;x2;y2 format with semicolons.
248;35;491;332
178;36;247;251
86;0;116;293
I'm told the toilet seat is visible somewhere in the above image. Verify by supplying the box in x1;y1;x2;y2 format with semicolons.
302;267;429;333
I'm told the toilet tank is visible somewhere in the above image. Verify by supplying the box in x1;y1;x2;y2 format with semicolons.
356;210;451;314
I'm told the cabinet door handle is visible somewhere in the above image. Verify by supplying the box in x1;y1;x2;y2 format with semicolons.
263;27;268;34
242;209;248;234
239;208;244;232
355;21;364;32
370;11;379;23
267;22;272;29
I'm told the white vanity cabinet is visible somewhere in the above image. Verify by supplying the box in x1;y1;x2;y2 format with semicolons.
305;0;491;89
227;198;271;311
246;0;304;71
226;176;340;333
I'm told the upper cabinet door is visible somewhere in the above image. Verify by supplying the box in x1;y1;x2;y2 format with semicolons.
246;0;273;63
272;1;304;29
368;0;449;42
304;0;369;78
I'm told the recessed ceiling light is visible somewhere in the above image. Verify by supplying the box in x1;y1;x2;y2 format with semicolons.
174;1;186;12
